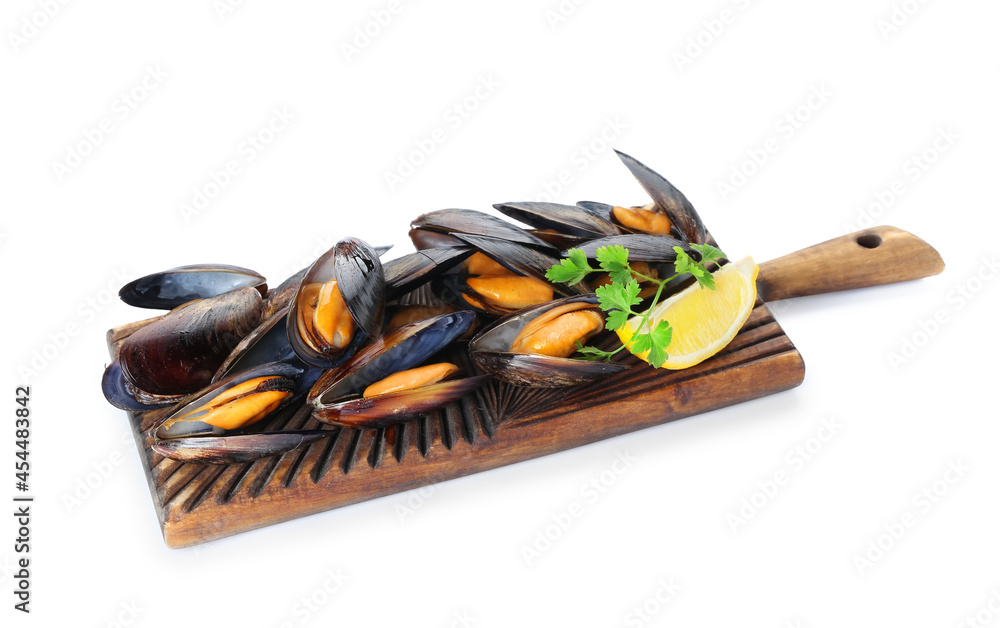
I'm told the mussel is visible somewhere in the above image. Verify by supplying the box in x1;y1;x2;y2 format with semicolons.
114;286;264;403
287;238;386;368
155;362;301;439
614;150;706;244
410;208;557;252
382;247;474;301
150;362;326;464
435;234;587;316
493;202;622;239
310;311;487;428
470;295;630;387
119;264;267;310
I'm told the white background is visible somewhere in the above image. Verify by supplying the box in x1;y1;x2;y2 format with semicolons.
3;1;999;626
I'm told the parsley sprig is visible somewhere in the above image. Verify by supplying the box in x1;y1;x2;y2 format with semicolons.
545;243;725;368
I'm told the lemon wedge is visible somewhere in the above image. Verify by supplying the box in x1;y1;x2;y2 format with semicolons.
616;256;759;369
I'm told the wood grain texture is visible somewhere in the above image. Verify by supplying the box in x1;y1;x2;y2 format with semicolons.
756;226;944;301
109;299;803;548
106;226;942;548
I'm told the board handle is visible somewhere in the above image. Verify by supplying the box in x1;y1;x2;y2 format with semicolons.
755;225;944;302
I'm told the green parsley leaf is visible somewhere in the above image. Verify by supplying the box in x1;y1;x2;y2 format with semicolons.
604;309;630;332
596;245;632;285
546;248;594;285
629;331;654;355
690;243;725;268
596;278;642;315
574;344;618;362
674;247;716;290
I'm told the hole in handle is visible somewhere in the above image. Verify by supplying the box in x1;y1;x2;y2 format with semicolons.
856;234;882;249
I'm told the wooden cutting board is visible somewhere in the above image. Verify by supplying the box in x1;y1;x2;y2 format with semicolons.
106;226;942;548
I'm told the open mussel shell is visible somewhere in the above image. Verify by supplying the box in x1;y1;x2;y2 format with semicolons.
118;286;263;397
155;362;301;440
411;208;557;252
153;431;328;464
287;238;385;369
615;150;707;245
313;376;489;429
119;264;266;310
310;310;476;407
383;247;474;302
566;234;698;262
428;233;588;316
469;295;630;387
493;202;622;239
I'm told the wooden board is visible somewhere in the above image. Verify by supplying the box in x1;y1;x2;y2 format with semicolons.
107;297;803;549
104;225;947;548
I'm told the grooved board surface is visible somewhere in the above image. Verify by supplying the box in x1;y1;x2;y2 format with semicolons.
108;294;804;549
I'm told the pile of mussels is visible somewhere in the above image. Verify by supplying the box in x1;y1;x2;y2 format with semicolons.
102;151;712;464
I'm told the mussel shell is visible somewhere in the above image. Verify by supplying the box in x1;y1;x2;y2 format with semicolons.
310;310;476;407
469;295;630;387
453;234;589;297
411;208;557;251
383;247;474;302
334;237;386;339
575;201;615;220
615;150;707;244
313;376;489;429
153;431;328;464
155;362;301;440
493;202;622;239
527;229;592;251
566;234;699;262
212;307;297;383
118;287;263;397
102;358;164;410
408;228;465;251
287;239;385;368
262;267;306;322
119;264;266;310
